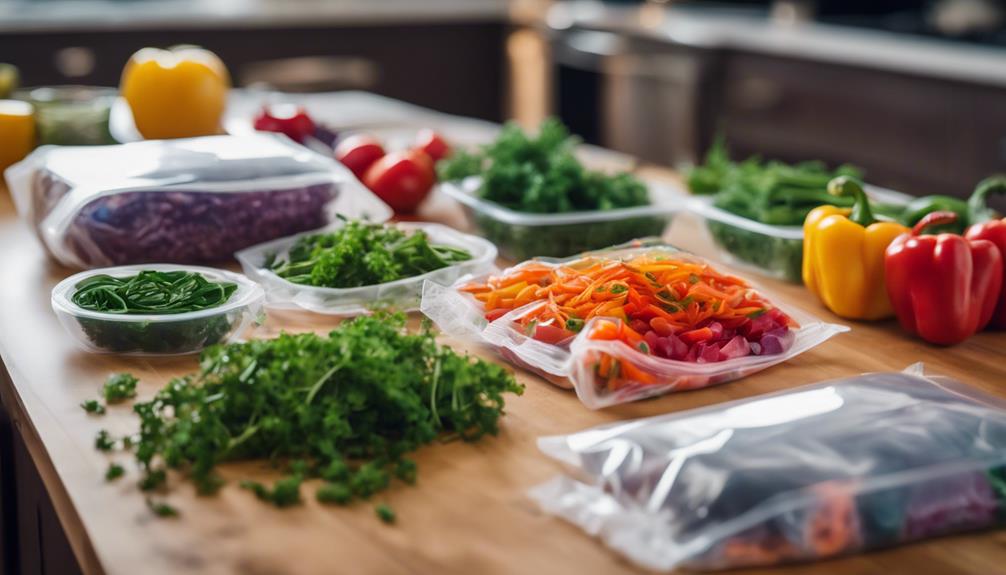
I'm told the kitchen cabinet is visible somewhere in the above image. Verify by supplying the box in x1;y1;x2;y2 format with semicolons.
716;51;1006;199
0;23;505;122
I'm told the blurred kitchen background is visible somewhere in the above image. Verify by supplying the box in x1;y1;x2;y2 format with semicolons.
2;0;1005;198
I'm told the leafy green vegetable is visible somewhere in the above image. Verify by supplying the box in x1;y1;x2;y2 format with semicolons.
100;314;522;516
102;373;138;403
106;463;125;481
317;482;353;505
81;399;106;415
375;503;396;524
146;499;178;518
72;270;236;315
696;140;865;225
241;477;303;508
95;430;115;451
689;139;904;282
438;119;649;214
268;220;472;288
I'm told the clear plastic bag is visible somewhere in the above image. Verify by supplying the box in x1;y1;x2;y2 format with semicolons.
5;133;391;268
421;243;847;408
236;221;498;315
531;366;1006;571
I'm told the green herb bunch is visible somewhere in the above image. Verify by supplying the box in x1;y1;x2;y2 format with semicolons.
438;118;649;214
267;220;472;288
99;314;522;515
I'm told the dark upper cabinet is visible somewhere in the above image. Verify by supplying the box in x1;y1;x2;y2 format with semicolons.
714;51;1006;199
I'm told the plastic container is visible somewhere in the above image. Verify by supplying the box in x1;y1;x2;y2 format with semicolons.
5;133;391;268
421;243;847;408
440;176;680;261
52;264;265;355
531;365;1006;571
19;85;116;146
236;221;498;315
689;198;805;282
688;185;913;282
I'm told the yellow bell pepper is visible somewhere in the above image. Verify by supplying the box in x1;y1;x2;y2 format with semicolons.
802;177;908;320
0;100;35;172
120;46;230;140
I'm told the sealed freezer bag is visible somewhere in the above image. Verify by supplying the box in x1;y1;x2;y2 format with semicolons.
531;367;1006;571
4;133;391;268
421;242;846;408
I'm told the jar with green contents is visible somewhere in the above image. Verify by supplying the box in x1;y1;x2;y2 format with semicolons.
20;86;116;145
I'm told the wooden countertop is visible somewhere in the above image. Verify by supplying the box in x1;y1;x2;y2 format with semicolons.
3;117;1006;575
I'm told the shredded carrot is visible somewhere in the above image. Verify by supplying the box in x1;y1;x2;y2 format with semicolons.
462;251;798;389
463;252;795;337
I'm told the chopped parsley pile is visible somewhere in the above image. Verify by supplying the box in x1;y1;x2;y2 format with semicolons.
266;220;473;288
91;314;523;518
438;118;649;213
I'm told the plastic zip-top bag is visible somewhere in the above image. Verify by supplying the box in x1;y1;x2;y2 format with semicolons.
530;366;1006;571
5;133;391;268
421;242;846;408
236;220;498;315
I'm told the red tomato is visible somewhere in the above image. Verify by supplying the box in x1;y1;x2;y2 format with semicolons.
362;150;435;213
335;135;386;179
415;129;450;162
252;104;316;143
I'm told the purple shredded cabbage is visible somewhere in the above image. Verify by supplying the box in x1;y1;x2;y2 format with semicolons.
63;184;336;266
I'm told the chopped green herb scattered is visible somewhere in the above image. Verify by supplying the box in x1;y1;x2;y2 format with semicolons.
102;314;522;517
375;503;396;524
316;482;353;505
241;476;302;508
102;373;138;403
146;499;178;518
106;463;125;481
81;399;106;415
267;220;472;288
95;430;115;451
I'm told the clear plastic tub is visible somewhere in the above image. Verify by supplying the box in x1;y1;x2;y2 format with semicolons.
236;221;498;315
689;198;805;282
440;176;681;261
51;264;265;355
531;365;1006;571
421;243;847;408
688;186;913;282
5;133;391;268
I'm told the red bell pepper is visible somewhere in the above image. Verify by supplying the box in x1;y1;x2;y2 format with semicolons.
965;176;1006;328
885;211;1003;345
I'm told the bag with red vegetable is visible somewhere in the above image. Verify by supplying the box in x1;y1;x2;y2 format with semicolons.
530;365;1006;571
421;241;847;408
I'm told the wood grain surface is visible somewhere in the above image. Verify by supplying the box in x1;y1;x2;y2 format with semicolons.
2;105;1006;575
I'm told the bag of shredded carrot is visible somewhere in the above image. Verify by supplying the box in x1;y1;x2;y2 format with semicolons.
421;241;846;408
529;365;1006;571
